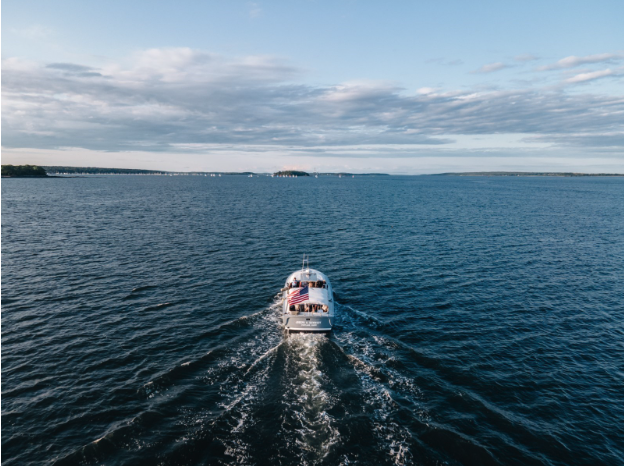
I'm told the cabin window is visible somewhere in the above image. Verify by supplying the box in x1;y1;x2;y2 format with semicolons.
289;303;328;313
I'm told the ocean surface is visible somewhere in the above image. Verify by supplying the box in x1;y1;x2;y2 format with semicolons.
2;175;623;466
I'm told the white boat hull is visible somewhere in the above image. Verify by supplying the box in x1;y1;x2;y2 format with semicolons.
282;267;334;333
282;315;332;332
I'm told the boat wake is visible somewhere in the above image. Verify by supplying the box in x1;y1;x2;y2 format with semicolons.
58;300;439;465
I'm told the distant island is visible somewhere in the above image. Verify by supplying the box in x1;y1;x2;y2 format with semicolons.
6;166;620;178
2;165;48;177
5;164;392;177
43;166;258;175
28;165;391;177
44;166;168;175
436;172;624;177
273;170;310;177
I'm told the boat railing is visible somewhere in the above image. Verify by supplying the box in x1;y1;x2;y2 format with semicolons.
288;304;329;315
286;281;328;289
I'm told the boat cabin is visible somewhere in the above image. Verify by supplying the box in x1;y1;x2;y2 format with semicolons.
284;269;332;315
282;264;334;333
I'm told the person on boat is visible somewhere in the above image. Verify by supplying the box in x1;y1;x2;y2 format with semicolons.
323;305;328;313
292;278;299;288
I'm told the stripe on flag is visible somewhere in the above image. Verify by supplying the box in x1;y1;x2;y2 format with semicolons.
288;286;309;305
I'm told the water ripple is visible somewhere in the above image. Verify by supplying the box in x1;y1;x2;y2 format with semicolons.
2;175;624;465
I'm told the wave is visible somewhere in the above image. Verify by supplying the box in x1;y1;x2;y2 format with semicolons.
57;299;519;466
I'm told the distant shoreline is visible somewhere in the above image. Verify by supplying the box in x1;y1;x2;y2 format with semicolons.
2;164;49;178
3;166;622;177
40;166;389;176
434;172;624;177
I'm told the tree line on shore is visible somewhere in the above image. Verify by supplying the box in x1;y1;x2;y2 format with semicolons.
273;170;310;177
2;165;48;177
2;164;393;177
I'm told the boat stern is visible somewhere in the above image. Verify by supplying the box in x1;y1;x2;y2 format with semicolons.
283;314;332;332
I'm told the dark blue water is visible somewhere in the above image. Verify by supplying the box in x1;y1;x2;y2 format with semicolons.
2;175;624;466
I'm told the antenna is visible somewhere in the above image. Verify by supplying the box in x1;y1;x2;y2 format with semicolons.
302;254;309;271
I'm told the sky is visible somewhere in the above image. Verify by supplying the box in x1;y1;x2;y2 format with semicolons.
2;0;624;174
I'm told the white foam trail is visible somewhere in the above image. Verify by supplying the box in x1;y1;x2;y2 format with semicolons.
339;304;384;328
244;341;283;375
195;302;286;461
281;334;341;463
333;324;425;465
170;302;284;461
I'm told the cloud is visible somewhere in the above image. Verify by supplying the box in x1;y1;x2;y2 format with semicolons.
2;48;624;156
46;63;104;78
471;62;507;74
538;52;624;71
426;58;464;66
248;2;262;18
525;133;624;149
47;63;93;72
9;24;53;40
565;69;615;84
514;54;538;62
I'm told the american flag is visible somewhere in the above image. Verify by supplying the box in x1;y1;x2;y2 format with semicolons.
288;286;309;305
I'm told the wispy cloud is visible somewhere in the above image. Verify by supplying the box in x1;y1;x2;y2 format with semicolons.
2;48;624;155
426;58;464;66
9;24;53;40
514;54;538;62
46;63;104;78
525;133;624;149
565;69;615;84
471;62;508;74
248;2;262;18
538;52;624;71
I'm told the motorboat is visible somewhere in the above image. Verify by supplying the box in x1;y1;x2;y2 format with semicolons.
281;257;334;333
